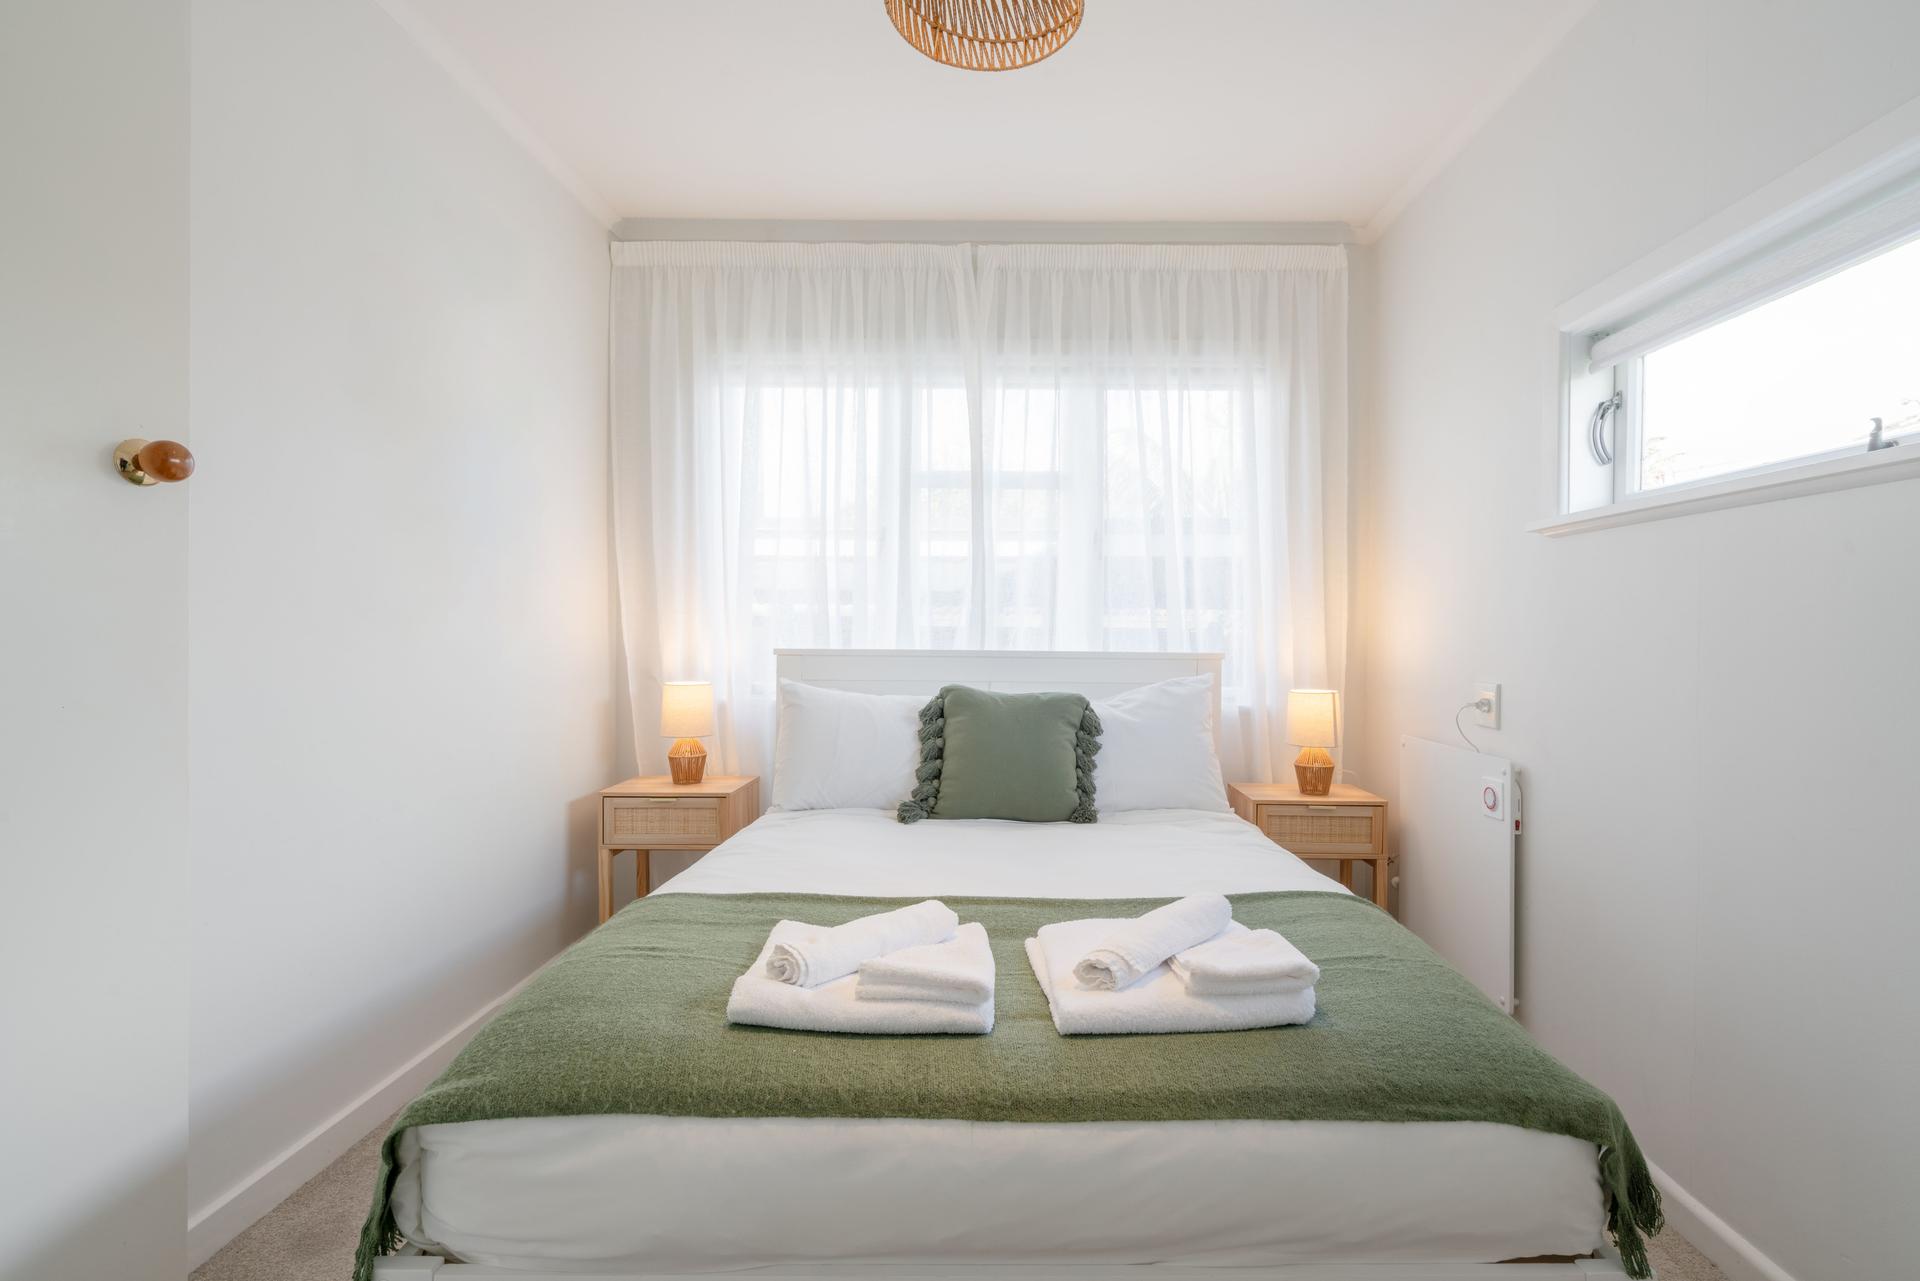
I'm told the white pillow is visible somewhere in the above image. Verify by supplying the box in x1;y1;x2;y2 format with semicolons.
1092;675;1230;813
770;680;926;812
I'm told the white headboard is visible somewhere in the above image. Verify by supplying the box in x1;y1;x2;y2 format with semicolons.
773;649;1225;749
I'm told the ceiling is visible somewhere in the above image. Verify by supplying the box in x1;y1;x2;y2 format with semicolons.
397;0;1592;234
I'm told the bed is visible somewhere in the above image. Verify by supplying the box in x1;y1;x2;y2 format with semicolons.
366;650;1654;1281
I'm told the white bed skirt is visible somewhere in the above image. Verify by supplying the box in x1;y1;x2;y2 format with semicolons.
393;1113;1604;1273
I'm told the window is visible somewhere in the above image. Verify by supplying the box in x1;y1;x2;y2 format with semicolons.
734;377;974;654
1634;234;1920;490
736;372;1254;661
981;378;1245;653
1557;163;1920;527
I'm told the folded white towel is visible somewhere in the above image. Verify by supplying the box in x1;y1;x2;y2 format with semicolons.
765;899;959;987
731;921;992;1034
1030;918;1315;1035
856;923;995;1005
1168;923;1320;996
1070;894;1232;991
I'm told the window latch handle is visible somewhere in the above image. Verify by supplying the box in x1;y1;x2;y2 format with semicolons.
1587;390;1622;466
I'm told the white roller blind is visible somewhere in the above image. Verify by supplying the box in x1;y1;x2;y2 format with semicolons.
1586;179;1920;371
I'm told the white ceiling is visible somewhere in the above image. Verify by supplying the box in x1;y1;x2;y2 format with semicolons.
396;0;1591;233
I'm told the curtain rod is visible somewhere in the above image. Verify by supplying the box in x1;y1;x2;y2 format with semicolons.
610;217;1359;246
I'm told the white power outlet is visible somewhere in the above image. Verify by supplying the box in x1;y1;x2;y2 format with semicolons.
1474;681;1501;729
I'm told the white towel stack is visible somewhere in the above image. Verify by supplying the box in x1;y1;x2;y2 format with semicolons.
1027;896;1319;1035
729;903;995;1035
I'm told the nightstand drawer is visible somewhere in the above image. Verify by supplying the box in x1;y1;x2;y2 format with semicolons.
1256;803;1384;856
602;796;721;847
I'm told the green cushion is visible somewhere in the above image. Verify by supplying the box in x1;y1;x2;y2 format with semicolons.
898;685;1101;824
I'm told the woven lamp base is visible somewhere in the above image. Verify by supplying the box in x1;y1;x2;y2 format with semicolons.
1293;746;1335;796
667;738;707;785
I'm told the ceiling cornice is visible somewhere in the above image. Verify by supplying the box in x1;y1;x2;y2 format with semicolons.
1358;0;1600;245
373;0;618;230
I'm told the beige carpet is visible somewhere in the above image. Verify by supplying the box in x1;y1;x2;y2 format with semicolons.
193;1115;1728;1280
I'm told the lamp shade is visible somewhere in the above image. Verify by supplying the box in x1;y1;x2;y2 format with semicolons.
1285;689;1339;749
660;681;715;739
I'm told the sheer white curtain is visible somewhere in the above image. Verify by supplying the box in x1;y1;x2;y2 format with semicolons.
974;245;1348;781
611;241;1347;784
611;242;978;780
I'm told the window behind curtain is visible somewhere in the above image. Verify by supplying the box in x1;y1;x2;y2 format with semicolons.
730;373;973;658
731;370;1258;663
984;375;1247;656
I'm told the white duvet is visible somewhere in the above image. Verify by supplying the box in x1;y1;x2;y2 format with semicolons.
391;808;1605;1272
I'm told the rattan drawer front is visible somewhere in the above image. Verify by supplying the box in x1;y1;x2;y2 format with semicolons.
602;797;721;848
1258;804;1383;856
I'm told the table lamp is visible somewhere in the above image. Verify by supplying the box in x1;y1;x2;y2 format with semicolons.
661;680;715;784
1285;689;1339;796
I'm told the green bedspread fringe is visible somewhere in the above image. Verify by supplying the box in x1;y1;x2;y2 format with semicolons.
355;890;1661;1281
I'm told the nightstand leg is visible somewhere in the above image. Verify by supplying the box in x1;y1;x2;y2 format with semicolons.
635;849;651;900
1372;857;1391;909
1337;859;1355;890
597;847;614;925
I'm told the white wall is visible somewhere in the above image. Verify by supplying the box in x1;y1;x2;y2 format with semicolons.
187;0;613;1253
0;4;190;1278
1355;3;1920;1279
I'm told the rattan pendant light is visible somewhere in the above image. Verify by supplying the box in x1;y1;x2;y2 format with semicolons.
885;0;1084;72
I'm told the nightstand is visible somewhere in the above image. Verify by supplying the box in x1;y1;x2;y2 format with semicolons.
598;775;759;923
1227;782;1390;910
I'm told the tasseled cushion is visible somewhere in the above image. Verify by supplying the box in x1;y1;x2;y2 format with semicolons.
896;685;1101;824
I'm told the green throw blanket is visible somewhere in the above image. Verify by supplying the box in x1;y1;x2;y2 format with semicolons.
357;891;1661;1279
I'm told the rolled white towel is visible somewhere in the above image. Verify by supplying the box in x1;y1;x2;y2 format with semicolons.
1029;920;1315;1036
856;923;995;1005
1070;894;1232;991
731;921;991;1035
765;899;959;987
1169;923;1320;996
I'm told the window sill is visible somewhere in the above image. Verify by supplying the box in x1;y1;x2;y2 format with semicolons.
1531;446;1920;537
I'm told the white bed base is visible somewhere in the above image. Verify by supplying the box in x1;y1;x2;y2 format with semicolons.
376;1248;1629;1279
377;650;1627;1281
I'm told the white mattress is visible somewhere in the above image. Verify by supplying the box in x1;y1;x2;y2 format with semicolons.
393;808;1605;1272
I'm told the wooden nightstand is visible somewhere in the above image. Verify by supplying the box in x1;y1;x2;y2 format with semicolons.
598;775;759;924
1227;782;1391;910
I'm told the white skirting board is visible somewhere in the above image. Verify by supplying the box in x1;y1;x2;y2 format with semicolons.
1647;1162;1800;1281
187;968;542;1269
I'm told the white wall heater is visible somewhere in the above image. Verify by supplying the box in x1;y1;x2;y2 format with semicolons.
1398;735;1520;1014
